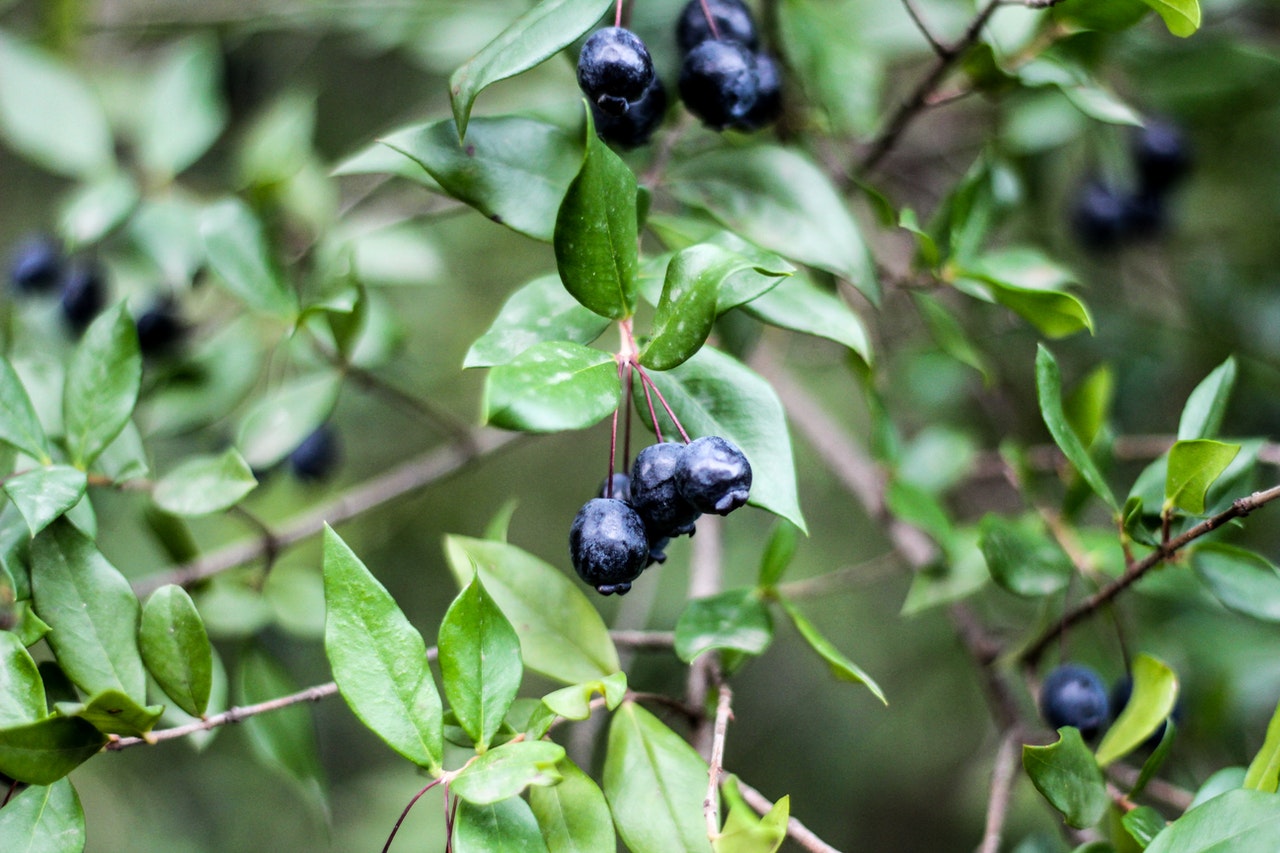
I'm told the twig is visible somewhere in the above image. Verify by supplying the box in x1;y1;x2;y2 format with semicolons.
977;731;1022;853
736;778;843;853
901;0;947;56
610;629;676;650
687;515;724;757
1107;764;1194;812
704;681;734;840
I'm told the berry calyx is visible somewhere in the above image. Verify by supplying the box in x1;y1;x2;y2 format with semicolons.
59;260;107;334
675;435;752;515
577;27;655;117
9;235;63;293
593;76;667;148
1039;663;1110;741
679;39;759;129
676;0;759;54
630;442;701;537
569;497;650;595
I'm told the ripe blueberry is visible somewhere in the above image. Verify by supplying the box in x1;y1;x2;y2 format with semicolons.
676;0;759;54
733;53;781;131
679;39;759;129
675;435;751;515
1071;179;1131;252
59;260;107;334
289;424;340;482
1133;119;1190;195
135;299;187;357
8;235;63;293
577;27;655;117
593;76;667;148
1039;663;1110;740
631;442;701;537
569;497;650;594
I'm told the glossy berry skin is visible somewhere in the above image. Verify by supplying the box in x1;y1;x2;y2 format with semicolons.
679;39;759;129
9;235;63;293
577;27;655;117
631;442;701;537
676;0;759;54
1040;664;1110;741
593;76;667;148
734;53;781;131
289;424;340;482
135;300;186;357
599;472;632;503
675;435;752;515
59;261;107;334
569;498;649;595
1071;179;1131;252
1133;119;1191;195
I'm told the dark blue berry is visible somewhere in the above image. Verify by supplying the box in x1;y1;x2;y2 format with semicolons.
631;443;701;538
679;40;759;129
676;0;759;54
577;27;655;117
675;435;751;515
599;472;632;503
1123;190;1166;241
1071;179;1130;252
59;260;107;334
1040;664;1110;740
569;498;650;594
289;424;340;482
1133;119;1191;195
733;53;781;131
593;76;667;148
9;235;63;293
135;300;187;357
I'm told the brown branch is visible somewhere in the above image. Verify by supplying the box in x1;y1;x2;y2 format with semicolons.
977;731;1023;853
704;681;734;840
687;514;725;758
1107;763;1195;813
609;629;676;650
901;0;947;57
736;778;843;853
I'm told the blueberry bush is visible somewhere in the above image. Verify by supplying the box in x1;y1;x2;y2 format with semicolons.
4;0;1280;850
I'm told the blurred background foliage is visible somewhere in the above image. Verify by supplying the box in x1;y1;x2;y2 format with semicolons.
4;0;1280;850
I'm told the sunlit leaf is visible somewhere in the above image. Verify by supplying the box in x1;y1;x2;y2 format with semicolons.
484;341;620;433
1165;439;1239;515
451;740;565;805
1095;654;1178;767
152;449;257;517
1036;346;1117;511
3;466;86;537
0;778;86;853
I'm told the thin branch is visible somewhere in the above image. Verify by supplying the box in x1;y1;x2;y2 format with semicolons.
609;629;676;650
687;515;724;757
736;778;843;853
1107;763;1194;812
977;731;1022;853
901;0;947;56
704;681;734;841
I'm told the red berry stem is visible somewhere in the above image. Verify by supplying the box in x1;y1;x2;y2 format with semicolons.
615;0;624;27
622;359;635;472
381;778;443;853
698;0;722;39
636;365;691;443
607;362;623;497
637;368;665;442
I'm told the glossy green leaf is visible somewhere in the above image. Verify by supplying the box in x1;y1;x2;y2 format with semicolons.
152;449;257;518
1245;696;1280;793
669;145;878;303
1122;806;1167;846
3;466;86;537
30;519;145;700
0;779;86;853
978;514;1073;598
55;689;164;738
139;584;213;718
484;341;619;433
1096;654;1178;767
1053;0;1150;31
0;356;51;463
439;576;522;752
445;536;620;684
1178;357;1235;441
744;274;872;365
779;598;885;704
236;370;341;469
451;740;565;805
58;171;139;249
9;602;50;648
465;273;612;368
0;32;113;178
541;671;627;721
382;116;583;242
644;346;805;531
62;304;142;469
1023;728;1109;829
135;35;226;179
237;647;324;803
331;138;443;190
957;248;1092;338
323;526;443;771
530;756;617;853
0;630;44;725
0;716;106;784
1189;767;1248;811
200;198;298;318
604;701;713;853
454;796;550;853
1146;789;1280;853
1165;439;1239;515
554;114;639;319
757;521;799;588
449;0;613;138
1064;364;1114;448
1036;346;1117;512
675;589;773;664
1139;0;1200;37
714;775;788;853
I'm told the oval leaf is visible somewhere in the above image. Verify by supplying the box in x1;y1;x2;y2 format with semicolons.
1165;439;1240;515
236;647;324;804
62;304;142;469
465;273;611;369
3;466;86;537
454;796;550;853
0;716;106;785
1146;789;1280;853
1139;0;1201;37
530;757;617;853
439;576;523;751
744;275;872;364
200;198;298;319
978;514;1073;597
152;449;257;518
0;631;45;725
135;35;227;179
1245;696;1280;793
0;779;86;853
0;356;51;462
236;370;341;469
1178;356;1236;441
1023;727;1109;829
54;689;164;738
1192;543;1280;623
139;585;214;718
484;341;620;433
451;740;565;805
1036;345;1117;512
674;589;773;664
715;776;788;853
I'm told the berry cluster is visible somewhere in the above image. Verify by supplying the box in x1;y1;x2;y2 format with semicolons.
570;435;752;596
1073;119;1192;251
575;0;781;148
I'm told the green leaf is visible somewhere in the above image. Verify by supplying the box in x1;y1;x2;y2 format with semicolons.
465;273;612;368
1036;346;1118;512
1178;357;1236;441
715;775;788;853
323;526;443;772
540;671;627;721
757;521;799;588
1138;0;1201;37
0;32;113;178
886;479;955;552
554;113;639;319
444;536;620;684
451;740;565;805
0;630;45;725
899;208;940;269
135;35;227;179
1096;654;1178;767
530;757;617;853
1189;767;1248;811
62;304;142;469
0;716;106;784
0;356;51;462
3;466;86;537
744;274;872;365
54;689;164;738
779;597;886;704
30;519;146;700
912;292;992;384
139;585;213;718
484;341;620;433
0;779;86;853
675;589;773;664
448;0;613;138
1245;696;1280;793
382;116;583;242
1165;439;1240;515
669;145;879;302
644;346;805;531
454;796;550;853
1146;789;1280;853
957;248;1092;338
237;646;325;803
978;514;1074;598
58;171;139;249
200;198;298;319
1122;806;1167;847
439;576;522;752
235;370;341;469
152;449;257;518
1023;727;1110;829
604;702;713;853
